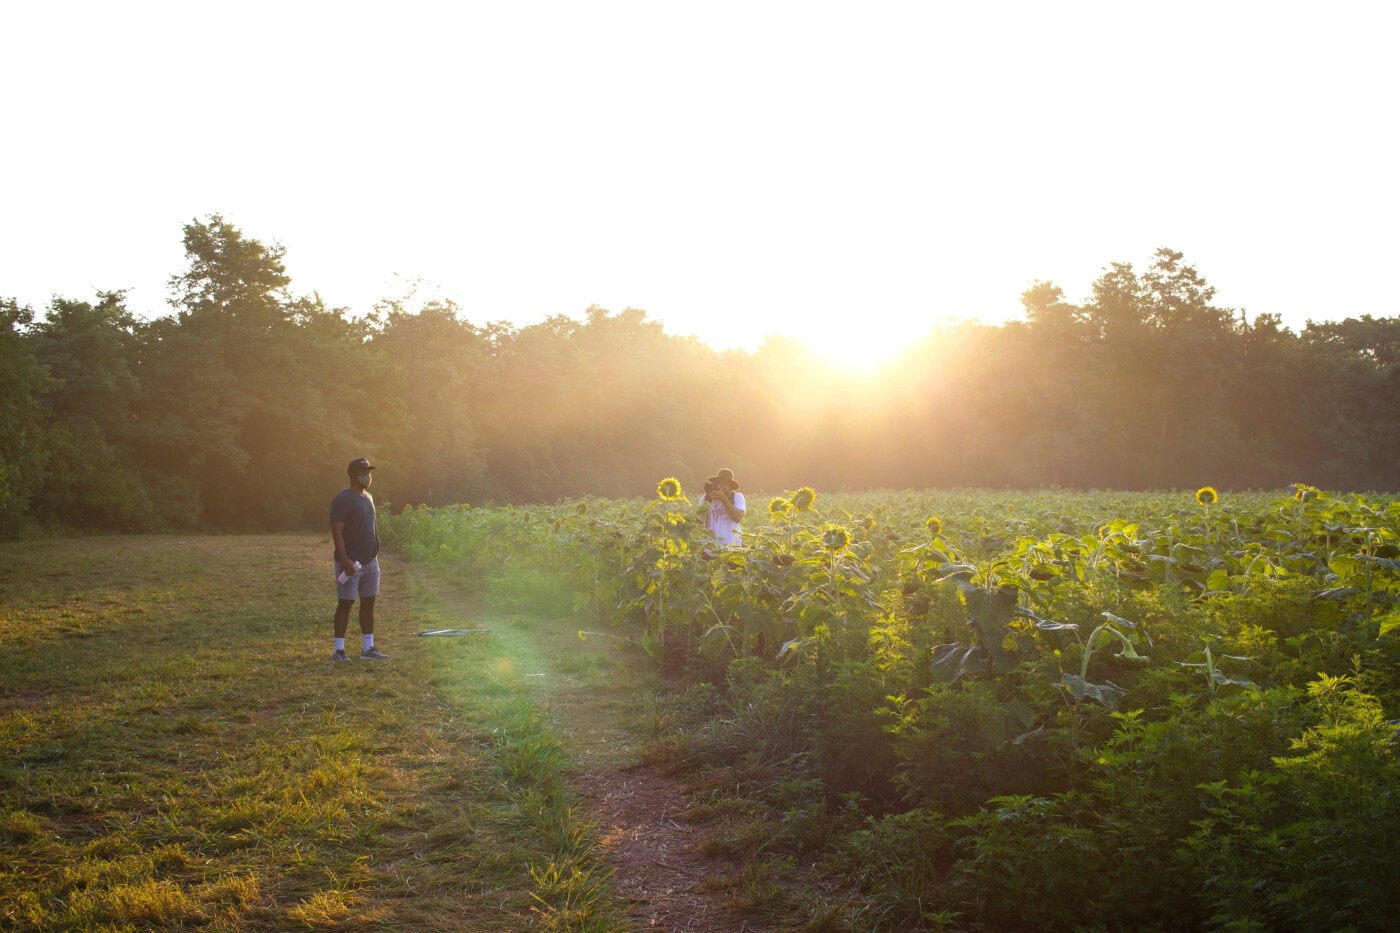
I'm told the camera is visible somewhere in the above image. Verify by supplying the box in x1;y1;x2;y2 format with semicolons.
704;481;719;493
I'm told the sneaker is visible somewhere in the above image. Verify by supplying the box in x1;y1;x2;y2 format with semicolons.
361;647;389;660
332;649;352;663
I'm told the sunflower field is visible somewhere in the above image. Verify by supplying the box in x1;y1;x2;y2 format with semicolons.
386;485;1400;931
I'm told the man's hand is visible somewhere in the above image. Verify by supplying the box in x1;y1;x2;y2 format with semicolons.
340;557;359;578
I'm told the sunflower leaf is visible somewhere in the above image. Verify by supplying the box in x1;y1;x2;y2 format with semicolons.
1058;674;1127;709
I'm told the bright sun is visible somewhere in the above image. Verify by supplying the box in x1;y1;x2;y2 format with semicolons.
800;319;918;373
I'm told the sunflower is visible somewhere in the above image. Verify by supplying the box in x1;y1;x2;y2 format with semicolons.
792;486;817;512
1294;483;1318;503
862;514;877;531
926;516;942;537
822;525;850;554
575;501;589;515
769;497;792;516
656;477;682;501
1196;487;1218;507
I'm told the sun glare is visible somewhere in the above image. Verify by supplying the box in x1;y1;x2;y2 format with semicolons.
803;324;908;373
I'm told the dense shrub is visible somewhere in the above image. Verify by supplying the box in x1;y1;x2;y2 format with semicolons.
1187;677;1400;932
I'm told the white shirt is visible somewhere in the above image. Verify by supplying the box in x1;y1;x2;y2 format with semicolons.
706;491;746;547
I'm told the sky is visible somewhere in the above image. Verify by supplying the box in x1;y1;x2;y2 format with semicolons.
3;2;1397;368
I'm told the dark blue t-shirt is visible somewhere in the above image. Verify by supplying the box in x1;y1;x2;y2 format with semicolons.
330;488;379;563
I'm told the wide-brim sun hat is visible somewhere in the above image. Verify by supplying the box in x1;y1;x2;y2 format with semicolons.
707;468;740;490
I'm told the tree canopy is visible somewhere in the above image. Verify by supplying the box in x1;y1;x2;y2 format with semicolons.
3;217;1397;535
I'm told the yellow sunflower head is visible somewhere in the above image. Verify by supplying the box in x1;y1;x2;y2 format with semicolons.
925;516;942;537
862;514;876;531
656;477;682;501
768;497;792;517
1196;487;1218;507
1293;483;1318;503
575;501;589;515
822;525;850;554
791;486;817;512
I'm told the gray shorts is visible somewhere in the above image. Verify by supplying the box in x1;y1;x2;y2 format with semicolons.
334;557;381;600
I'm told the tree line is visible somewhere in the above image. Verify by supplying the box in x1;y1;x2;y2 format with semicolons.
3;215;1398;535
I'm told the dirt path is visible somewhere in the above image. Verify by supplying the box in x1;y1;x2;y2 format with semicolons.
571;768;770;932
409;567;777;932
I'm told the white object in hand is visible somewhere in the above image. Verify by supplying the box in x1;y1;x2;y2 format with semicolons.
338;560;362;584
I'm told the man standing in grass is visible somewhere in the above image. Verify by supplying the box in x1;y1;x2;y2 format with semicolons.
330;457;388;662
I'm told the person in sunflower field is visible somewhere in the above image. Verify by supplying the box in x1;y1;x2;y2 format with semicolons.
703;468;746;547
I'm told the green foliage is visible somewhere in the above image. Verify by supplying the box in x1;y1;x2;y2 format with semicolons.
889;682;1043;815
0;297;55;531
950;792;1117;927
803;658;901;801
391;486;1400;930
837;807;956;928
1187;677;1400;932
27;292;149;529
693;659;810;769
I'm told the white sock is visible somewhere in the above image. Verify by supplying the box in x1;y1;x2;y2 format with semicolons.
363;633;374;651
334;638;345;652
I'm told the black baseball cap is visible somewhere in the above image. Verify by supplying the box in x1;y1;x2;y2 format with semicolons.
347;457;376;473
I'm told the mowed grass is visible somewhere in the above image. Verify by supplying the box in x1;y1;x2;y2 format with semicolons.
0;535;627;932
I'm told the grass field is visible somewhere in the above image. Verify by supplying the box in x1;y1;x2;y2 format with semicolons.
0;535;644;932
